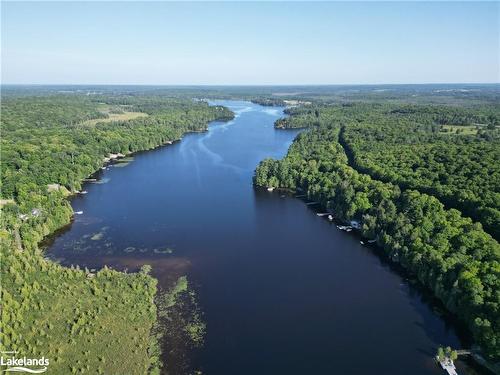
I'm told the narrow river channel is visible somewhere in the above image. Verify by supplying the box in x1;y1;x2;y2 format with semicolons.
46;101;485;375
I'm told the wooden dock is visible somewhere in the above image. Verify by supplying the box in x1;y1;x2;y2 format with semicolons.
438;358;459;375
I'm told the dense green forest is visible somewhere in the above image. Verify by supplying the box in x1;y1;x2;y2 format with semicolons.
4;84;499;107
342;121;500;240
255;104;500;362
0;93;233;373
250;98;287;107
273;104;500;240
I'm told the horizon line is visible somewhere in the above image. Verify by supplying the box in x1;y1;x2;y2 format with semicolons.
2;82;500;87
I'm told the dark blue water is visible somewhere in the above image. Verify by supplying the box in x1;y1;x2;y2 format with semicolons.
46;101;482;375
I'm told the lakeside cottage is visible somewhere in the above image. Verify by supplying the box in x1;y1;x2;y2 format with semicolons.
350;220;361;229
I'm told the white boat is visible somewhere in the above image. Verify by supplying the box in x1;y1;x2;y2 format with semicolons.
75;211;83;215
360;241;365;245
328;215;333;221
267;187;275;192
337;225;353;231
80;190;88;194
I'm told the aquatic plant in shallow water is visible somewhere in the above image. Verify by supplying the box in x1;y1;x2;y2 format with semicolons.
153;247;174;254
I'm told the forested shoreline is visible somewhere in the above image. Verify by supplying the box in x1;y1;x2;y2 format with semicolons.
273;104;500;240
254;104;500;363
0;94;233;374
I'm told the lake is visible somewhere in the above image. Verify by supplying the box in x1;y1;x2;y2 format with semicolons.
46;100;485;375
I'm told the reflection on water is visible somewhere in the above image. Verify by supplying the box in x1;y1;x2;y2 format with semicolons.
46;101;486;375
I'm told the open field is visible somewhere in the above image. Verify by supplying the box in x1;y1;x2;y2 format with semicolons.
82;111;149;125
440;124;479;135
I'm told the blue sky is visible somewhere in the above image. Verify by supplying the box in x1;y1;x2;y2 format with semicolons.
2;1;498;84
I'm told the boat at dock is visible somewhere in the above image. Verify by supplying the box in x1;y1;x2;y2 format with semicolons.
317;213;335;222
75;211;83;215
336;225;353;231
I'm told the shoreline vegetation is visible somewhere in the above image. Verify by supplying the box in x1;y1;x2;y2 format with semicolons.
254;102;500;371
0;94;233;374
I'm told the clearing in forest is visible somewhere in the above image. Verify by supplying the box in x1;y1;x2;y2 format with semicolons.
82;111;149;125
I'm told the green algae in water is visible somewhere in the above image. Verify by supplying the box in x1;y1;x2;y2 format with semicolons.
90;226;109;241
90;232;104;241
153;247;173;254
185;319;206;345
156;275;206;348
162;276;188;309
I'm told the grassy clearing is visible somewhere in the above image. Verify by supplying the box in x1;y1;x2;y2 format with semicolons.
440;124;479;135
0;199;15;207
82;112;149;126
